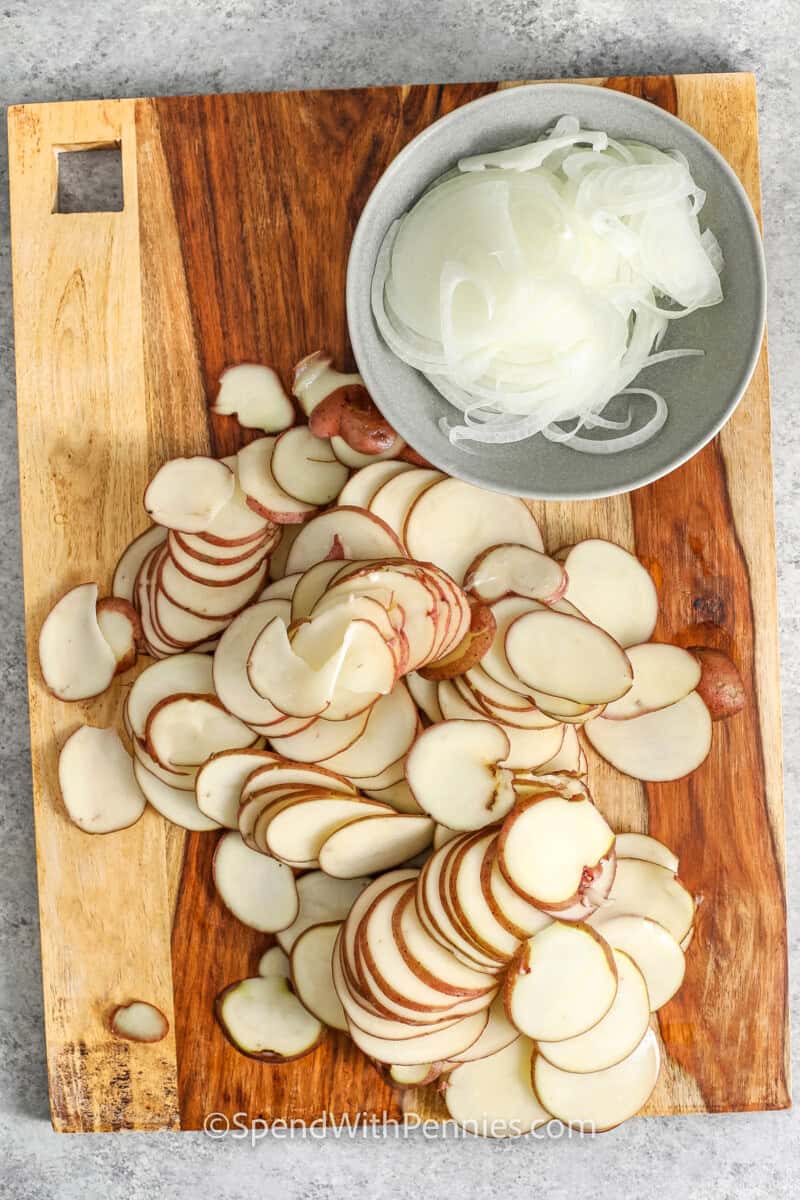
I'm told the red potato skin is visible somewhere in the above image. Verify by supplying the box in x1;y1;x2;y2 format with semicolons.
463;543;568;606
390;885;493;999
504;924;617;1028
196;525;270;549
356;881;454;1015
167;545;267;590
244;494;315;526
173;527;277;566
445;831;517;963
398;445;434;469
689;646;746;720
335;385;398;455
496;792;615;913
214;981;326;1064
479;839;533;942
419;603;497;682
109;1000;170;1043
307;390;347;439
155;549;265;622
143;691;256;769
95;596;144;667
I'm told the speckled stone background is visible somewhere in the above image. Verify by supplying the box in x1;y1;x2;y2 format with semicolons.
1;2;797;1196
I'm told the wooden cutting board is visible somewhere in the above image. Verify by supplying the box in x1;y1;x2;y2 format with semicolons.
8;72;788;1133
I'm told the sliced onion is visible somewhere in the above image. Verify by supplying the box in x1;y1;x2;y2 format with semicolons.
372;116;724;455
541;389;668;454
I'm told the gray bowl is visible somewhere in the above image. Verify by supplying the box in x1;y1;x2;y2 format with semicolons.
346;84;766;500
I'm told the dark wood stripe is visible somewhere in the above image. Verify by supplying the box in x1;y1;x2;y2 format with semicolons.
630;440;788;1111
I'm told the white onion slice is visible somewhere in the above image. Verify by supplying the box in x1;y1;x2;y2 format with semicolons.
372;116;724;456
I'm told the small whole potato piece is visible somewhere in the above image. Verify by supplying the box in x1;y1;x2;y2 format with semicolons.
690;646;746;720
337;386;398;454
307;390;347;439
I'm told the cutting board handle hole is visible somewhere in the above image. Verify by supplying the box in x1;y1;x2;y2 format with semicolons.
54;142;123;214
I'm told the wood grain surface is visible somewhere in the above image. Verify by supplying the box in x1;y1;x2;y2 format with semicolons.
8;72;788;1133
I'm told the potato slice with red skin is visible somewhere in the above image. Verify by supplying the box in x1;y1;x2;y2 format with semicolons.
561;539;658;649
246;617;352;719
419;603;496;682
110;1001;169;1043
319;813;433;878
385;1062;446;1087
536;949;650;1073
290;921;348;1031
504;922;617;1042
266;795;393;868
391;884;496;999
333;932;468;1039
498;793;615;911
505;609;633;706
145;693;258;769
113;526;167;603
277;870;372;954
445;1036;547;1137
212;599;293;726
614;833;678;873
167;530;269;585
583;691;712;782
213;363;295;433
195;748;283;828
213;830;299;932
271;426;350;506
602;643;701;720
446;831;521;961
587;858;695;944
269;709;372;763
324;683;419;779
348;1007;490;1066
480;838;553;941
290;559;355;622
357;880;476;1014
285;506;404;575
597;915;686;1011
437;681;566;771
175;527;275;565
406;719;515;831
338;461;413;508
369;467;443;543
58;725;146;834
464;544;567;606
39;583;118;701
216;975;324;1063
144;456;235;533
417;841;506;973
237;437;317;524
690;646;746;720
532;1027;660;1131
158;553;267;619
96;597;141;673
318;561;440;672
405;479;544;583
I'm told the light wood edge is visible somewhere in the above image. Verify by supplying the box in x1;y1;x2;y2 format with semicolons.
135;97;215;924
8;98;180;1132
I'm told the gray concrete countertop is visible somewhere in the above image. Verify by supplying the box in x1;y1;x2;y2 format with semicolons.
1;2;797;1196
